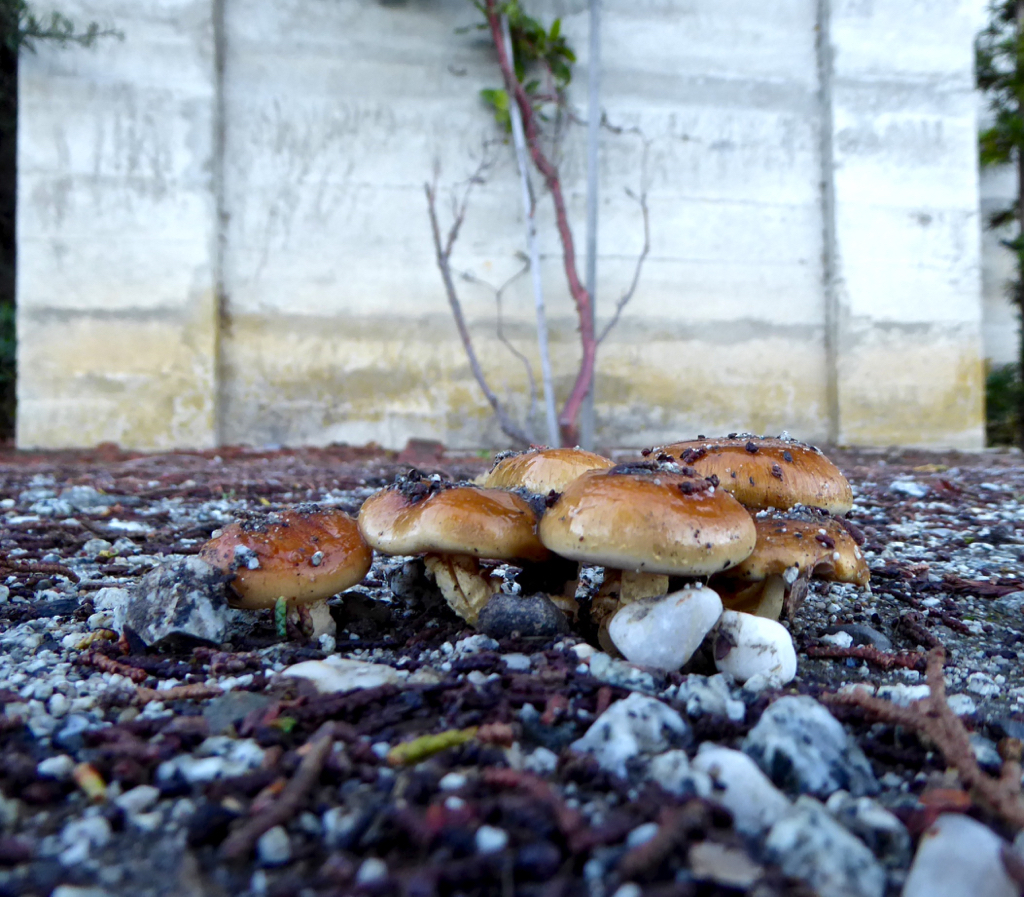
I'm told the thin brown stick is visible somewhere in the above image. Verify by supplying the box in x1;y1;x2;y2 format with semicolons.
483;0;595;443
425;168;531;446
134;684;223;705
220;722;336;860
823;648;1024;830
597;184;651;345
458;261;538;433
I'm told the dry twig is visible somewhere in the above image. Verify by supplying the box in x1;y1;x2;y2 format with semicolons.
221;721;336;860
823;647;1024;830
425;163;531;447
77;650;147;684
805;644;928;672
134;684;224;705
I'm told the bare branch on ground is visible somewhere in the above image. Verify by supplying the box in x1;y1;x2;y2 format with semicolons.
823;647;1024;831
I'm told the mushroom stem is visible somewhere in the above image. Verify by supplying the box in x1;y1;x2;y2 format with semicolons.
590;568;670;636
617;570;671;605
423;554;499;625
719;573;788;621
290;599;336;641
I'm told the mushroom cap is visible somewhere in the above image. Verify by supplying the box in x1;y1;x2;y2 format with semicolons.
477;447;615;494
652;435;853;514
199;505;372;610
538;464;757;576
716;509;869;586
357;477;550;563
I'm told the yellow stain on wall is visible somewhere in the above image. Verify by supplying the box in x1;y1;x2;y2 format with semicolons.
17;294;218;450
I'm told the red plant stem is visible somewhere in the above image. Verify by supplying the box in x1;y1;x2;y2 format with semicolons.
484;1;595;444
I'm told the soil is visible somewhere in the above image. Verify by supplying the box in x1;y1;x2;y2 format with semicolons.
0;440;1023;897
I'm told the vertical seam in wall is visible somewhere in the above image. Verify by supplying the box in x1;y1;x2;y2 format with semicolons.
212;0;227;447
816;0;840;444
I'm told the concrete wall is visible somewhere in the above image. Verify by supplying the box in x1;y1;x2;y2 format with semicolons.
17;0;220;450
17;0;986;451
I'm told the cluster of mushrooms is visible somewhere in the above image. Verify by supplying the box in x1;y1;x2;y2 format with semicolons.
198;435;868;684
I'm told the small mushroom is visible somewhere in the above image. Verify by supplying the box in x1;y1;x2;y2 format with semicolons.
652;434;853;514
538;462;756;639
476;446;615;618
710;508;869;620
357;472;549;625
199;504;372;638
476;446;615;493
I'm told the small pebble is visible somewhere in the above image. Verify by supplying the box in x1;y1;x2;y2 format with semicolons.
902;813;1017;897
608;585;723;672
713;611;797;690
475;825;509;854
356;857;388;884
257;825;291;866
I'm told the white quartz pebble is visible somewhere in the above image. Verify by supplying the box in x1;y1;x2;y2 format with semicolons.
691;745;791;837
608;585;723;672
901;814;1017;897
279;656;409;693
712;610;797;690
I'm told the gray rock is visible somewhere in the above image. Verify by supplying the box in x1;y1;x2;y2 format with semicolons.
59;816;112;866
202;691;273;735
825;624;893;652
671;674;745;723
387;559;442;605
994;590;1024;613
647;749;712;799
54;714;92;752
123;557;230;649
889;480;928;498
902;814;1017;897
766;796;885;897
570;692;689;779
114;784;161;817
689;841;764;889
476;592;570;639
60;485;127;511
825;790;911;869
742;695;878;798
587;652;658;694
29;498;74;518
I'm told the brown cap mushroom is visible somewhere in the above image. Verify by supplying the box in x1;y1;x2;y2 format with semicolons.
539;462;756;625
475;447;614;619
710;508;869;619
357;472;549;624
651;435;853;515
199;504;373;637
476;447;615;494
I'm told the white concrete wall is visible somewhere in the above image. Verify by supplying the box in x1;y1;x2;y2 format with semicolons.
16;0;986;450
17;0;219;449
830;0;985;447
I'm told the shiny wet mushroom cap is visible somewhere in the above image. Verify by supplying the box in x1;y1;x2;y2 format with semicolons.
357;477;549;563
710;508;869;619
477;446;615;494
651;434;853;514
357;473;550;624
539;464;757;582
199;505;372;610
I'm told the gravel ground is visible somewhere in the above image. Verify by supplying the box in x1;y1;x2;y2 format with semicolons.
1;441;1023;897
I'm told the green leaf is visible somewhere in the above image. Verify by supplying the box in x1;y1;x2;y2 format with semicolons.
479;87;511;131
550;18;561;41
